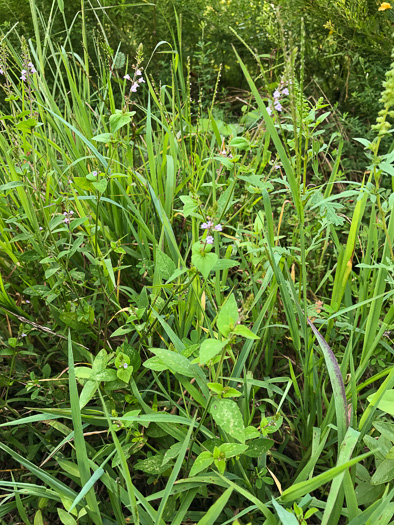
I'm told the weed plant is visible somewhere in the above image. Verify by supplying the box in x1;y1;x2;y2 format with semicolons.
0;3;394;524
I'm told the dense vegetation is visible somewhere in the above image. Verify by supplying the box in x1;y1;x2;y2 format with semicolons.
0;1;393;524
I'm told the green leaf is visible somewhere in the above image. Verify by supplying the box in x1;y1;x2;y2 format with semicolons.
117;365;133;383
210;398;245;443
229;136;250;150
92;133;112;143
217;294;238;337
189;451;213;477
155;249;176;280
92;349;108;374
79;380;98;409
271;499;299;525
197;487;233;525
371;459;394;485
232;324;259;339
219;443;248;458
57;509;77;525
0;181;24;192
367;390;394;416
207;383;224;395
199;339;228;365
57;0;64;12
150;348;198;378
109;111;134;134
91;179;108;193
192;250;218;279
244;437;274;458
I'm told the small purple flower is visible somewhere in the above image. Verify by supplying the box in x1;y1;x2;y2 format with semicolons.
206;235;214;244
274;102;283;112
124;74;131;80
123;363;128;368
63;211;68;216
64;217;69;223
25;300;30;304
136;69;142;76
39;226;43;231
282;87;289;96
20;70;27;81
0;68;4;75
274;165;281;170
92;171;98;176
266;106;272;116
273;89;281;99
21;333;27;338
138;77;145;83
69;210;74;215
201;223;208;230
221;150;227;156
214;224;222;231
130;82;139;92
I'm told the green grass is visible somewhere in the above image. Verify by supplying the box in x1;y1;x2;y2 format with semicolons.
0;3;393;524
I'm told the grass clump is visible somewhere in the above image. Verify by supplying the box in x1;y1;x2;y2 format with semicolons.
0;5;393;525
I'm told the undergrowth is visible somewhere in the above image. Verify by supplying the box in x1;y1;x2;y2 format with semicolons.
0;2;394;524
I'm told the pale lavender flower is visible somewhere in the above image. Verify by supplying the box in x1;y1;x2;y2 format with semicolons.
20;70;27;81
30;67;37;74
123;74;131;80
136;69;142;76
282;87;289;96
25;300;30;304
138;77;145;83
201;223;209;229
274;165;281;170
206;235;214;244
130;82;139;92
69;210;74;215
123;363;128;368
267;106;272;116
92;171;98;176
39;226;43;231
64;217;69;223
21;333;27;337
214;224;222;231
273;89;281;99
63;211;68;216
207;220;214;228
221;150;227;156
0;68;3;75
274;102;283;112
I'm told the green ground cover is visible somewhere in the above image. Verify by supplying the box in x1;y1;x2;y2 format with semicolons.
0;1;394;523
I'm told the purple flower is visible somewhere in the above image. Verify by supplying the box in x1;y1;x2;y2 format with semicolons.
0;68;4;75
39;226;43;231
267;106;272;116
123;363;128;368
63;211;68;216
124;74;131;80
201;223;208;229
130;82;139;92
136;69;142;76
69;210;74;215
206;236;214;244
21;333;27;337
92;171;98;176
64;217;69;223
274;102;283;112
273;89;281;99
30;67;37;74
214;224;222;231
138;77;145;83
207;220;214;228
20;70;27;81
282;87;289;96
25;300;30;304
274;165;281;170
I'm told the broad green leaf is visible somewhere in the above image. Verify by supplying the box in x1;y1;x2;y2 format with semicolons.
199;339;228;365
92;349;108;374
189;451;214;477
219;443;248;458
210;398;245;443
192;251;218;279
371;459;394;485
92;133;112;143
91;179;108;193
367;390;394;417
150;348;197;378
155;249;176;280
217;294;238;337
229;136;250;150
117;365;133;383
79;380;98;409
244;437;274;458
232;324;259;339
272;498;299;525
109;111;134;134
57;509;77;525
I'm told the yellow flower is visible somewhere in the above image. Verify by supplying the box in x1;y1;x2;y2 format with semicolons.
378;2;392;10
